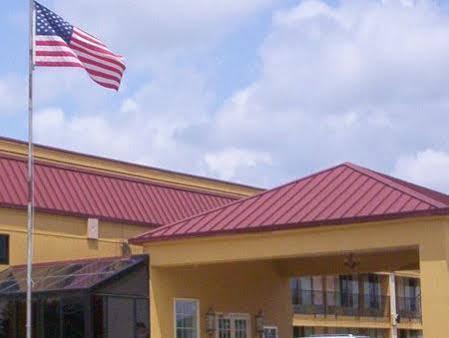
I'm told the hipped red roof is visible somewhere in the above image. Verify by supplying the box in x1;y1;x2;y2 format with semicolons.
0;155;236;227
131;162;449;242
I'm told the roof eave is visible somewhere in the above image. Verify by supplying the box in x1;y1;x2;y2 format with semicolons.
130;207;449;245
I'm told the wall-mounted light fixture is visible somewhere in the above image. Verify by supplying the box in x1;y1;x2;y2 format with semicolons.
205;308;216;336
255;310;264;337
344;253;360;270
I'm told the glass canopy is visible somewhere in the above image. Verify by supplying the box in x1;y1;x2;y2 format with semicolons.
0;255;146;295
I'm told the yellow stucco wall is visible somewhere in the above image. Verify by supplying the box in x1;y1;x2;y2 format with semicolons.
150;260;292;338
0;207;145;269
144;216;449;338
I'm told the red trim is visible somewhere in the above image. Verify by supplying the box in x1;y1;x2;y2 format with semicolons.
130;207;449;244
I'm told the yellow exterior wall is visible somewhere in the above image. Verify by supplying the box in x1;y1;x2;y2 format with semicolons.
418;222;449;338
0;207;144;269
150;261;292;338
144;216;449;338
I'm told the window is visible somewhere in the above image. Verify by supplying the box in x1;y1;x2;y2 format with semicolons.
0;235;9;265
399;329;423;338
216;314;250;338
264;326;278;338
294;326;314;337
44;297;61;338
107;297;134;338
290;279;300;305
62;296;85;338
300;277;312;305
364;274;381;309
291;276;324;306
339;275;358;307
175;299;199;338
135;299;149;338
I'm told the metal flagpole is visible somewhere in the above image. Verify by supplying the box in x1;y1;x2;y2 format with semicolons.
26;0;35;338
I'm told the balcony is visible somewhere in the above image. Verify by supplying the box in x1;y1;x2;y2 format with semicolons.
292;291;389;318
397;296;422;320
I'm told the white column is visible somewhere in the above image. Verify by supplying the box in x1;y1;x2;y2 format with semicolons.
389;273;398;338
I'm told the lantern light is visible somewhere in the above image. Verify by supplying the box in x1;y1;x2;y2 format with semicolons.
255;310;264;336
205;307;216;336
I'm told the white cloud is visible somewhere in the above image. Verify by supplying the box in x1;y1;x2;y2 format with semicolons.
198;0;449;185
392;149;449;192
31;0;449;189
52;0;277;69
205;148;272;181
34;68;214;173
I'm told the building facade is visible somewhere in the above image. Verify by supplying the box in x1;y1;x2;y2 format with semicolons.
0;137;259;338
132;162;449;338
0;137;448;338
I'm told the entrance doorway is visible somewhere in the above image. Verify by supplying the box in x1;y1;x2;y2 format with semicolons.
216;314;251;338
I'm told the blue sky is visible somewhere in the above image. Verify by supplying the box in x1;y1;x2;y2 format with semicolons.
3;0;449;191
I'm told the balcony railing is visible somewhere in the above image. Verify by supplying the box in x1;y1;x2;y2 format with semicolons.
397;296;422;320
292;291;389;318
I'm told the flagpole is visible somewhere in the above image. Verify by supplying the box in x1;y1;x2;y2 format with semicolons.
26;0;35;337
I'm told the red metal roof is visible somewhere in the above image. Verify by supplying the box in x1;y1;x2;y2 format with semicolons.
131;162;449;242
0;155;236;227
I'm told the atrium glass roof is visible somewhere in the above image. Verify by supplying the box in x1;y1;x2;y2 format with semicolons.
0;255;146;295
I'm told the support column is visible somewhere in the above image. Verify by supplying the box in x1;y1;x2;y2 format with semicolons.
389;273;398;338
419;223;449;338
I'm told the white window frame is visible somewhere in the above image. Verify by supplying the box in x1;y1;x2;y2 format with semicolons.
174;298;200;338
215;313;251;338
263;326;278;338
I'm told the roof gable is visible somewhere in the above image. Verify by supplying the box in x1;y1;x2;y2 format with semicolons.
131;162;449;242
0;155;237;226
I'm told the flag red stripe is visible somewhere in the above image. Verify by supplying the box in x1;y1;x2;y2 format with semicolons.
70;36;116;56
36;53;122;80
92;81;119;90
36;40;68;47
35;61;83;68
74;28;107;47
36;50;77;58
36;50;123;76
70;44;126;70
77;55;124;76
85;68;121;83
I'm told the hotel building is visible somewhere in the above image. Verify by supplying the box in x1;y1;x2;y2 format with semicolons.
0;137;447;338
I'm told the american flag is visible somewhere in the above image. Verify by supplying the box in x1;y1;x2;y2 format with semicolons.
34;1;125;91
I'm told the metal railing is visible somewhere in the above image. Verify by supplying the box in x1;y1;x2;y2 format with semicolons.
396;296;422;320
292;291;389;318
